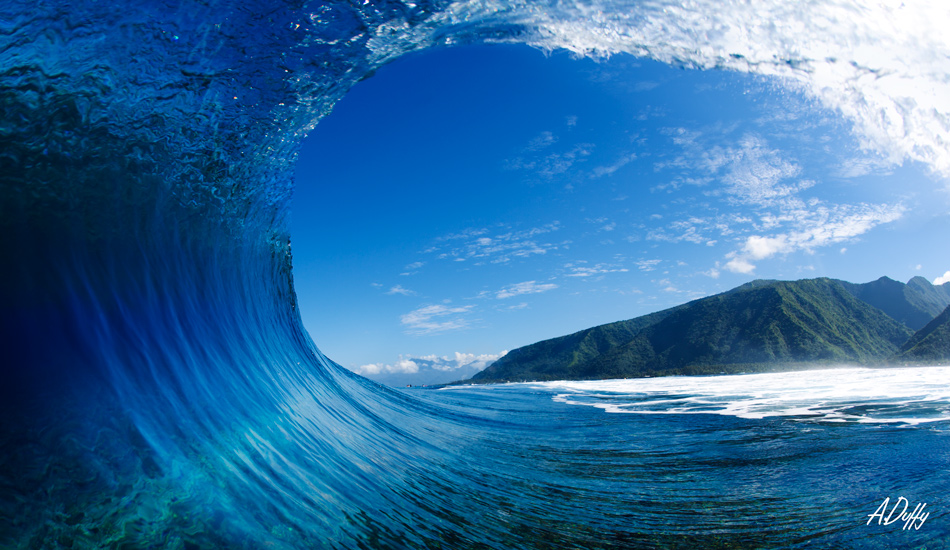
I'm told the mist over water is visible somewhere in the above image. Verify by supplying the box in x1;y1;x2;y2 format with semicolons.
2;0;949;548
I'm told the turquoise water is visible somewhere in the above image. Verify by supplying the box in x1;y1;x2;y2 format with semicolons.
2;0;949;547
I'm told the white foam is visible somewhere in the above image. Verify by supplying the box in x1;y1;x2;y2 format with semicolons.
538;366;950;424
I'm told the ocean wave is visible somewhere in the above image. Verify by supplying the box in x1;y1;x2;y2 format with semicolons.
2;0;949;548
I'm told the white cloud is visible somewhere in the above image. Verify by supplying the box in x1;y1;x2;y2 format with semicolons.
506;134;595;180
495;280;558;299
354;351;508;378
935;271;950;286
662;127;702;147
427;222;563;265
718;136;814;206
724;256;756;274
742;235;792;260
386;285;416;296
648;217;709;244
636;259;661;271
436;227;490;242
767;204;902;256
356;363;382;375
355;358;414;376
591;153;637;178
393;358;420;373
685;136;908;275
721;202;903;273
400;304;474;335
835;156;896;178
538;144;594;178
565;263;628;277
526;131;557;151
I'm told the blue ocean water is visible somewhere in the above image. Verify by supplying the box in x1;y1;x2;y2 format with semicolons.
2;0;949;548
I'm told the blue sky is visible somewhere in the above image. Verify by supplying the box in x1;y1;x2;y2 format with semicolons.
291;44;949;383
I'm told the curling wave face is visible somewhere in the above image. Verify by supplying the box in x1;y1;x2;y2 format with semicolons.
1;0;949;548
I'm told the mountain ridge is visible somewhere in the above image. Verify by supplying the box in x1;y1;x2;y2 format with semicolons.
465;276;950;384
897;304;950;362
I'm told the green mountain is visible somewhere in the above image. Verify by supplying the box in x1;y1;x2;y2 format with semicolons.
468;307;685;383
839;276;950;330
906;276;950;318
470;277;915;383
896;305;950;361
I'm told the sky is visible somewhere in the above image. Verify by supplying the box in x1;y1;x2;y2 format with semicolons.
291;44;950;385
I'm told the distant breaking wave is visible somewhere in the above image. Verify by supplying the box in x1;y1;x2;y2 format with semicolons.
1;0;949;548
545;366;950;425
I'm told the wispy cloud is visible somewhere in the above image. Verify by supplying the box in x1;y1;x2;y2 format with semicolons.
386;285;416;296
507;144;594;179
648;217;709;244
495;280;558;299
586;217;617;232
717;136;813;206
401;261;425;275
564;262;629;277
652;132;905;275
526;131;557;151
591;153;637;178
835;156;896;178
400;304;474;335
656;278;679;292
505;129;595;181
427;222;563;265
636;259;662;271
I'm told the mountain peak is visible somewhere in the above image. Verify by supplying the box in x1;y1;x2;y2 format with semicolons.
907;275;934;288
